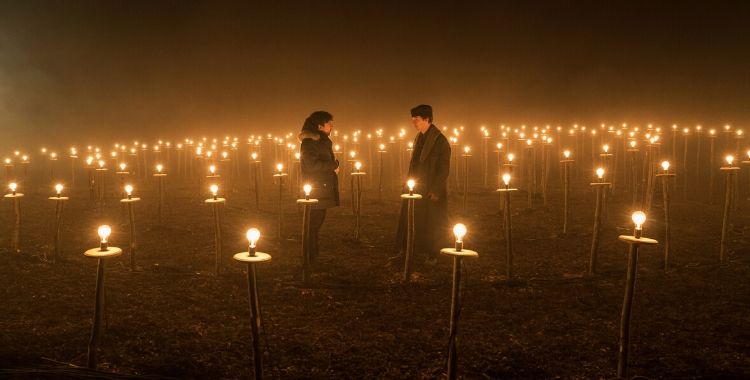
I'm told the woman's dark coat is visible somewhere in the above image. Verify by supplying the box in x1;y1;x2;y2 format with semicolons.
299;130;340;209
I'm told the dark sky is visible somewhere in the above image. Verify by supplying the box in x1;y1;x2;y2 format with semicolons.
1;0;749;147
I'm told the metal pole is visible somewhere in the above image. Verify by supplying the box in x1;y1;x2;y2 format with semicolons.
302;203;311;284
246;263;264;380
447;256;463;380
53;200;64;261
404;198;415;282
128;203;137;271
661;176;671;270
213;203;222;275
504;191;513;278
589;186;603;275
617;243;640;379
563;162;569;234
12;197;21;253
719;170;733;263
87;258;105;369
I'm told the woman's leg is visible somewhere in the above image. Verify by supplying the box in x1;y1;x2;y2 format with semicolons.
309;209;327;259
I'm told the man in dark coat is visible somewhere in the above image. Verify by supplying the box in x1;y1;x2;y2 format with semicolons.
392;104;451;265
299;111;340;260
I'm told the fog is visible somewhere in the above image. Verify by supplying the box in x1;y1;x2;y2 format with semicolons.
1;1;749;150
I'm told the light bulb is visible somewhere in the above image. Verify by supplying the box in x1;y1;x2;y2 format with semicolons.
222;151;228;159
303;184;312;197
563;150;571;159
603;144;609;153
251;152;258;160
464;146;471;154
350;151;356;159
453;223;467;251
502;173;511;187
596;167;604;179
210;184;219;199
630;141;636;148
98;160;105;168
55;184;63;195
294;152;301;160
354;161;362;171
98;225;111;250
246;228;260;253
496;143;503;150
276;163;283;172
9;182;17;194
209;165;216;174
125;184;133;197
156;164;163;173
631;211;646;237
407;179;415;195
726;155;735;166
120;163;127;171
746;150;750;159
507;153;515;162
661;161;670;171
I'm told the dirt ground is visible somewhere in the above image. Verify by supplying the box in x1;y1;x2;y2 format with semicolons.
0;163;748;379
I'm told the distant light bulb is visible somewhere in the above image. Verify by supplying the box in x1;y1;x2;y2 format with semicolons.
209;165;216;174
603;144;609;153
125;184;133;196
251;152;258;160
120;163;127;171
210;184;219;197
55;184;63;195
9;182;17;193
726;155;735;166
464;146;471;154
507;153;515;162
496;143;503;150
350;151;356;158
596;167;604;179
354;161;362;171
661;161;670;171
407;179;415;194
98;160;105;168
563;150;571;159
156;164;163;173
276;163;283;172
502;173;511;186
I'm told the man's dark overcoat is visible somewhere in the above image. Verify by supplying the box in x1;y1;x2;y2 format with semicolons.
395;124;451;257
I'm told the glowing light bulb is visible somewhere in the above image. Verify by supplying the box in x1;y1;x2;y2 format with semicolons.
350;151;356;159
210;184;219;199
120;163;127;171
379;144;385;151
496;143;503;150
156;164;163;173
407;179;415;195
55;183;63;195
4;158;10;164
303;183;312;200
464;146;471;154
453;223;467;251
563;150;571;159
603;144;609;153
276;163;283;173
747;150;750;159
98;160;105;168
630;141;637;148
596;167;605;179
209;165;216;175
631;211;646;237
251;152;258;160
9;182;17;194
354;161;362;172
21;155;28;162
125;184;133;198
98;225;111;250
725;155;735;166
502;173;511;187
294;152;301;160
246;228;261;255
507;153;515;162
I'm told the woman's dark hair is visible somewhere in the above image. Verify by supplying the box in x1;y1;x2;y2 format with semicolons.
301;111;333;133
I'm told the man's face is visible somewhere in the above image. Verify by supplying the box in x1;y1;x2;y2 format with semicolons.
411;116;430;133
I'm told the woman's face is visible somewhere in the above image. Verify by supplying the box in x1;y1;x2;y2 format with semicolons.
318;120;334;135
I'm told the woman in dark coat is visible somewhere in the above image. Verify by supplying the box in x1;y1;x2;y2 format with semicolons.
299;111;340;260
